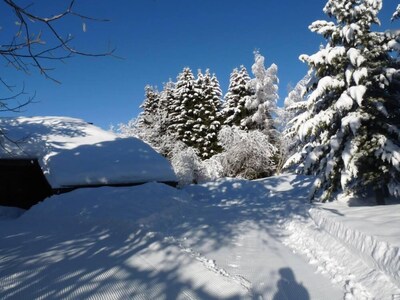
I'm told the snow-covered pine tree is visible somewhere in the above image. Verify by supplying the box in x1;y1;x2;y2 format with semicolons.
217;53;281;179
222;66;253;127
392;4;400;21
119;85;161;146
170;68;222;158
243;52;279;133
196;70;223;158
169;67;197;146
281;75;311;167
138;85;160;126
285;0;400;203
124;85;171;150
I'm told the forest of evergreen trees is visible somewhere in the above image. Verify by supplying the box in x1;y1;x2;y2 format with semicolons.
119;0;400;204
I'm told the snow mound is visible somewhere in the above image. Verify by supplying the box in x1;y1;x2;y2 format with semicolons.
284;200;400;299
310;204;400;291
0;206;26;220
0;116;177;187
22;182;190;231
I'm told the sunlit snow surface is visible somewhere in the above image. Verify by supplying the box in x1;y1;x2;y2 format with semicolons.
0;116;176;187
1;175;399;299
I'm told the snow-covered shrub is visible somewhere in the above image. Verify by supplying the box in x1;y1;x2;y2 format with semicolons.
197;154;224;182
117;118;140;138
170;146;201;186
170;141;224;186
218;126;278;179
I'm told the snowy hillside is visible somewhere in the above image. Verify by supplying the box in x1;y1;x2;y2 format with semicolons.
1;174;399;299
0;116;177;187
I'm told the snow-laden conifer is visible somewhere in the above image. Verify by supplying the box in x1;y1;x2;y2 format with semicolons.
170;68;222;159
121;85;161;143
222;66;253;127
138;85;160;126
197;70;223;158
119;81;178;157
169;67;197;146
244;52;279;134
281;75;311;166
285;0;400;203
392;4;400;21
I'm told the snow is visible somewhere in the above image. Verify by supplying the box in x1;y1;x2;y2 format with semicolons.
349;85;367;106
353;67;368;85
0;116;176;188
303;201;400;298
1;174;400;299
336;91;354;111
347;48;366;67
0;206;25;220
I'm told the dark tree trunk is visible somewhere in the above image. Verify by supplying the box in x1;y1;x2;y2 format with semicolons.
375;186;387;205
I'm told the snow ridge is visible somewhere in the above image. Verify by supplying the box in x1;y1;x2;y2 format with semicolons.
309;208;400;291
284;207;400;300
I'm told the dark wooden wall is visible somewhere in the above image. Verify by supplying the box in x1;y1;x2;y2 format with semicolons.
0;159;53;209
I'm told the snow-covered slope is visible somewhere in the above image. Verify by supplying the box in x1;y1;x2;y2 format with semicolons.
0;116;176;187
1;174;399;299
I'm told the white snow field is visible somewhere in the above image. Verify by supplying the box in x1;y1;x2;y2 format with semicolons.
1;174;399;299
0;116;177;187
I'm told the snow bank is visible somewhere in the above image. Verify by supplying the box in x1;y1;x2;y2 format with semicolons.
310;203;400;290
0;206;25;220
0;116;176;187
284;198;400;299
21;182;190;231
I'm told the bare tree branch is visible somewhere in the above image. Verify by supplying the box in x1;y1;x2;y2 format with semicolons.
0;0;115;148
1;0;115;84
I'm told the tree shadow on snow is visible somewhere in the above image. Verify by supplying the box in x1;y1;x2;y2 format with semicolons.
0;221;245;299
178;175;315;251
0;175;316;299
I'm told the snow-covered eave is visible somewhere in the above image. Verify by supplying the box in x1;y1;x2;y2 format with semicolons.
0;116;178;190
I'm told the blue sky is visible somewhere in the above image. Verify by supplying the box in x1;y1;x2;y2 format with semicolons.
2;0;399;129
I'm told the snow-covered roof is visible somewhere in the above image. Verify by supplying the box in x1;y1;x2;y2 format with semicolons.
0;116;177;188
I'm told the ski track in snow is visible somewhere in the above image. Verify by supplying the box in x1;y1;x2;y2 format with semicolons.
164;236;253;293
284;208;400;300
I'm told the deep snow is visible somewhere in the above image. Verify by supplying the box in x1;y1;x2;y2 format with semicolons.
0;116;177;187
0;174;399;299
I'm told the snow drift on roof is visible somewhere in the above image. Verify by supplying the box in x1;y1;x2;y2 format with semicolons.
0;116;177;187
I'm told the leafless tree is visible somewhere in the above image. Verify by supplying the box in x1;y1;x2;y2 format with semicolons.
1;0;114;112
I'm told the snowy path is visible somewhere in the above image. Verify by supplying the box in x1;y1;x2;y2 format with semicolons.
179;177;344;299
0;177;344;299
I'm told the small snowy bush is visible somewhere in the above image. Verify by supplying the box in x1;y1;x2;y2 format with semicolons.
170;146;201;186
218;126;278;179
170;142;224;186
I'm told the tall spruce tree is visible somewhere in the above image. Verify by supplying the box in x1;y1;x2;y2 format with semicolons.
170;68;222;158
281;75;312;163
126;85;162;148
170;67;197;145
222;66;254;127
139;85;160;126
244;52;279;133
197;70;223;158
285;0;400;203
